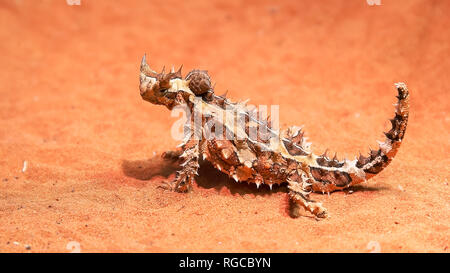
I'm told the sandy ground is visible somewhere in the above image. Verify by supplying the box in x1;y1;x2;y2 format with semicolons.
0;0;448;253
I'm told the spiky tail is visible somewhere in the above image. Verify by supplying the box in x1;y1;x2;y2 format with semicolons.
309;83;410;193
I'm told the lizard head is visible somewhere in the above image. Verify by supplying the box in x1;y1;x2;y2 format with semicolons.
139;54;194;110
139;55;216;110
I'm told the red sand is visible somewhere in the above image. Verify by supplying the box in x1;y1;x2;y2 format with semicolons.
0;0;448;253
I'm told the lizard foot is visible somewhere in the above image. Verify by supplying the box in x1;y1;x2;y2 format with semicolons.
288;190;328;219
158;173;192;193
290;199;328;219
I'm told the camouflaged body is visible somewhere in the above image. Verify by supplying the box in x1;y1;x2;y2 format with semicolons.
138;55;409;218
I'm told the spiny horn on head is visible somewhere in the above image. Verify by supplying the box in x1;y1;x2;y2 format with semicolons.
332;153;338;161
140;54;158;77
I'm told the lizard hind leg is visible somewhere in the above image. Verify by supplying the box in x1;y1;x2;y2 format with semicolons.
287;177;328;219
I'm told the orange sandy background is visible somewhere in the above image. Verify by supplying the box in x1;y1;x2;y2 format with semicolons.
0;0;449;253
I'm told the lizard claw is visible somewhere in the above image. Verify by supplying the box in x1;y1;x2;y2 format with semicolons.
309;201;328;219
157;180;176;191
157;176;191;193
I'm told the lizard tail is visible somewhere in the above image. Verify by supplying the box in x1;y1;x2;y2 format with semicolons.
308;83;410;193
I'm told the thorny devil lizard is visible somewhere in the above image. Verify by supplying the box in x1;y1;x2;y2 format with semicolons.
139;55;409;218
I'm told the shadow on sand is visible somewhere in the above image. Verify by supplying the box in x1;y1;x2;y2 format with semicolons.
121;155;387;196
121;155;287;196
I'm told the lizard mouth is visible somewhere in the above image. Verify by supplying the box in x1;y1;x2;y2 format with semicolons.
140;86;179;110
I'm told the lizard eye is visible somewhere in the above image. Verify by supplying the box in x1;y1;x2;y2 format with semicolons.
165;92;177;99
157;88;168;96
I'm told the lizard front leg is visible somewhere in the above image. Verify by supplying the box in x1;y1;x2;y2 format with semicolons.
287;173;328;219
160;139;200;192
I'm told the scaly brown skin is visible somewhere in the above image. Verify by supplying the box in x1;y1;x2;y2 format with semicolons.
139;54;409;219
